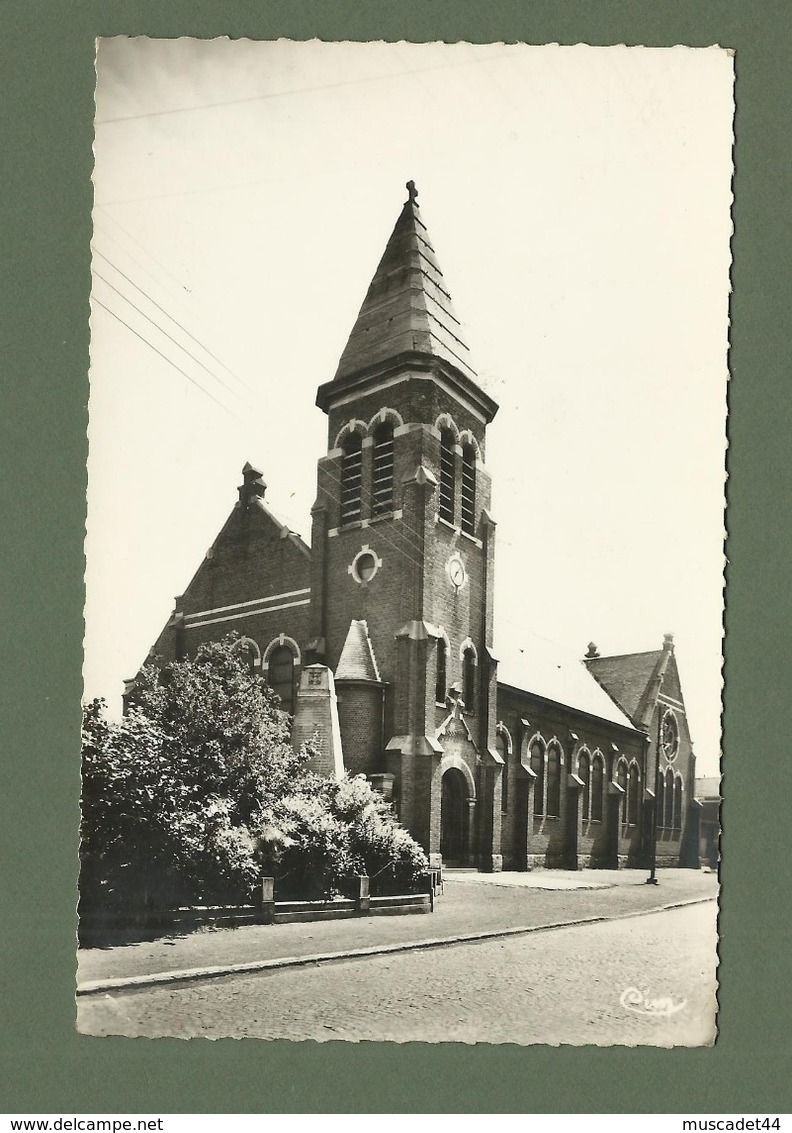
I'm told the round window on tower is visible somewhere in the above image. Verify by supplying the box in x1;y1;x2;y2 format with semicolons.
349;545;382;586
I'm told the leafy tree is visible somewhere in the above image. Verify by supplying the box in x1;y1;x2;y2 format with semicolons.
80;634;306;912
80;633;429;925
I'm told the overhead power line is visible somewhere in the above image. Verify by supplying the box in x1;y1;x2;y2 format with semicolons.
92;296;244;423
93;250;255;395
93;268;252;410
94;51;518;126
92;219;193;305
95;206;192;294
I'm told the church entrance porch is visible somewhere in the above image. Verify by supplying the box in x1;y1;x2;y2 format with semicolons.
440;767;473;866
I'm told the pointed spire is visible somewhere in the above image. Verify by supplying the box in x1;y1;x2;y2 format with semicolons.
331;181;478;386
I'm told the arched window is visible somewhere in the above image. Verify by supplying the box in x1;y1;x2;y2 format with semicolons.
460;442;477;535
627;763;640;826
439;428;456;524
591;754;604;821
673;776;683;832
546;743;562;818
435;636;447;704
340;432;363;524
616;759;628;823
656;773;666;828
266;644;296;713
664;769;675;829
462;647;476;713
496;731;509;814
578;750;591;819
531;740;545;816
236;636;261;672
372;421;394;516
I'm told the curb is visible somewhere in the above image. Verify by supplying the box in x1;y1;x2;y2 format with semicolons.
77;895;716;998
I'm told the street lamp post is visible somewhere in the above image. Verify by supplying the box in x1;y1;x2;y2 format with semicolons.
646;714;662;885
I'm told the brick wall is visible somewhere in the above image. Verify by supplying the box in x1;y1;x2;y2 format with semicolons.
146;492;311;704
317;364;498;859
496;684;647;869
335;682;384;777
139;358;696;875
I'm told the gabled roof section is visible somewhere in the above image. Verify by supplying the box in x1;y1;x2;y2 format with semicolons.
695;776;721;800
236;462;310;558
497;633;637;732
584;651;663;723
335;619;382;682
584;635;680;729
166;466;311;617
249;496;311;559
324;181;492;392
658;652;684;704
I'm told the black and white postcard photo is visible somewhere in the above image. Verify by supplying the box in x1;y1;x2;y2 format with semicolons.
78;39;731;1044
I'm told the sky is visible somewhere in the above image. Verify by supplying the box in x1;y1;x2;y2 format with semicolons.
86;39;733;777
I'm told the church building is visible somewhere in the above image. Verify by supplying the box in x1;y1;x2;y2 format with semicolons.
140;182;700;873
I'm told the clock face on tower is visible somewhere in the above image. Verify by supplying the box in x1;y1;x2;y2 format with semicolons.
446;554;467;591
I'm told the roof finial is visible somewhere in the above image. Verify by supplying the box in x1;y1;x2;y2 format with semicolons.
406;179;418;203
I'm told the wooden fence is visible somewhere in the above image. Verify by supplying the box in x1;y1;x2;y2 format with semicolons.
258;869;443;924
79;869;443;944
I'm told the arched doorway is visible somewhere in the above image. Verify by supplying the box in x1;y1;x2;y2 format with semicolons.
440;767;469;864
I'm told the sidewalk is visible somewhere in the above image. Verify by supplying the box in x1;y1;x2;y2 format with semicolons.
77;868;718;993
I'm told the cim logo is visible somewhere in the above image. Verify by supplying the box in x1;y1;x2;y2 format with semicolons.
619;986;688;1018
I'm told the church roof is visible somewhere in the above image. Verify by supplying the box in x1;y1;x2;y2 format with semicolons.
335;619;382;682
584;649;667;725
695;776;721;800
497;633;637;732
331;181;479;387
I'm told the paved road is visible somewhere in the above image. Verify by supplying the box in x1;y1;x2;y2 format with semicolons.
78;901;717;1046
78;868;718;985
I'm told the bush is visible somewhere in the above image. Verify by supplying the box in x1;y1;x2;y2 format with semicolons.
262;790;352;900
329;775;428;894
253;774;428;899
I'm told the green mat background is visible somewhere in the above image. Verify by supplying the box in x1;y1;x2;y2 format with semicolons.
2;0;788;1114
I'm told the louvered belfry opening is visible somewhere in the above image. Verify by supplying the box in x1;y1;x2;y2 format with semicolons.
460;442;476;535
439;428;455;523
372;421;395;516
340;432;363;524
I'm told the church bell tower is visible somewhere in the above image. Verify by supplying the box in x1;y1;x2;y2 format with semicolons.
309;182;504;869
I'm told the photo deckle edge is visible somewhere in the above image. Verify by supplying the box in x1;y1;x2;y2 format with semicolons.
79;39;731;1045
